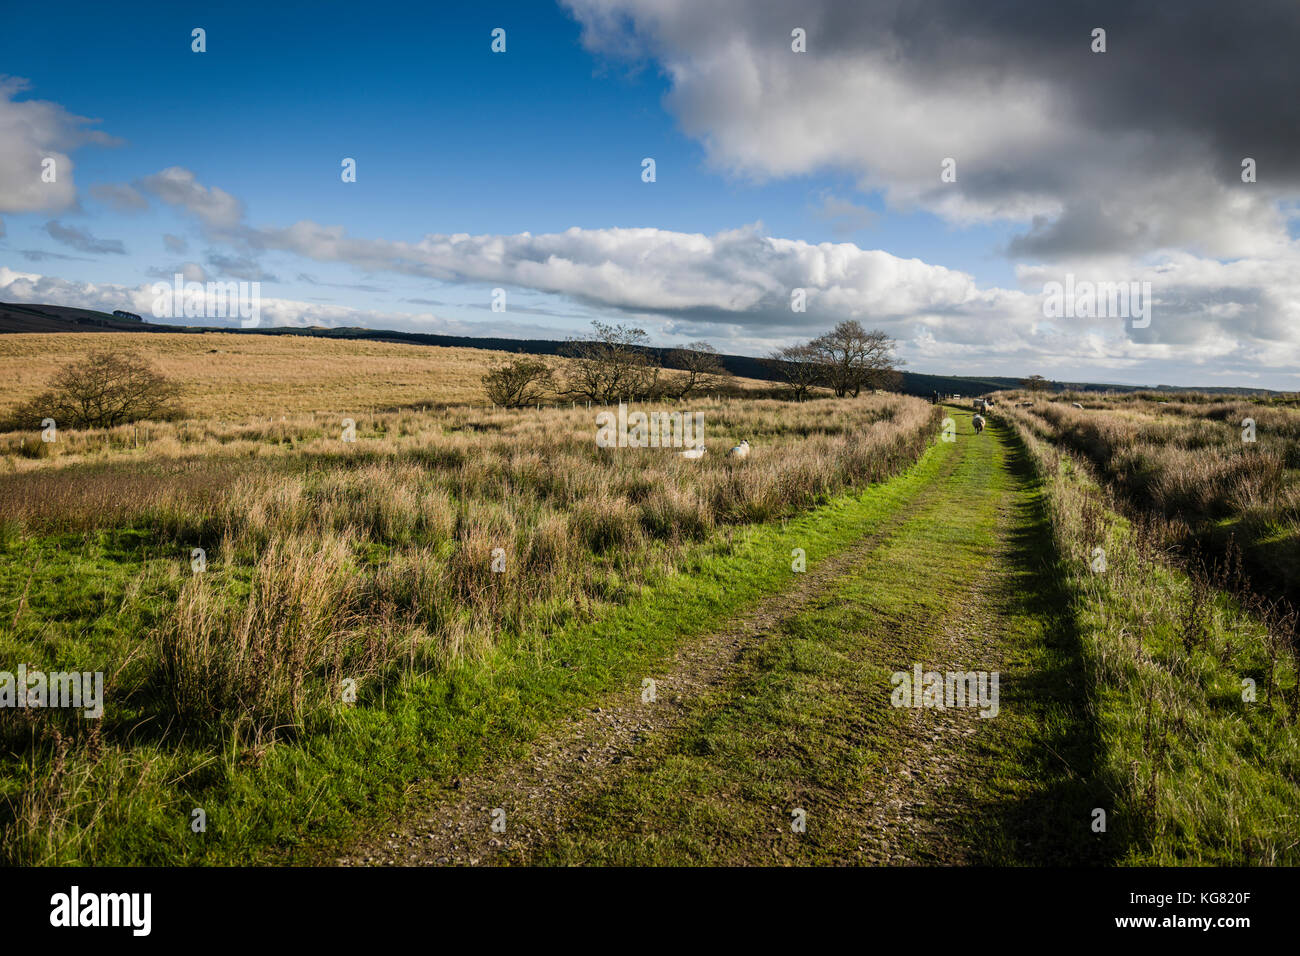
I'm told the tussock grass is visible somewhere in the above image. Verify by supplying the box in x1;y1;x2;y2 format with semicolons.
1003;412;1300;864
997;392;1300;603
0;386;937;864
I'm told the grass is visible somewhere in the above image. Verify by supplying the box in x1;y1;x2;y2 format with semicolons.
501;410;1300;865
0;332;778;422
518;411;1112;864
1003;412;1300;864
996;390;1300;602
0;362;939;864
4;331;1296;866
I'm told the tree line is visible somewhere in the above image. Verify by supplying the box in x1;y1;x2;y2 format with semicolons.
483;319;903;407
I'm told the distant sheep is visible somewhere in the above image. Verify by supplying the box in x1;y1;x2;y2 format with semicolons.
728;439;751;459
677;445;707;460
972;414;986;434
1071;402;1084;409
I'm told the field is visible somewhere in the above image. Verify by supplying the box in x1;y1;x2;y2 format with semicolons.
996;391;1300;602
1;337;1297;866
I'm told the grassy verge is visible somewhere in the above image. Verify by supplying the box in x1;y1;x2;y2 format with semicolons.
1004;414;1300;864
2;420;951;865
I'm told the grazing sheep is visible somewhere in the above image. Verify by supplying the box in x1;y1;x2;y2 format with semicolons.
728;439;751;459
972;414;986;434
677;445;707;459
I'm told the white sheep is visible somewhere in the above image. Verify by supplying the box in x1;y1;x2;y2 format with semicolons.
728;439;751;459
972;414;986;434
677;445;707;459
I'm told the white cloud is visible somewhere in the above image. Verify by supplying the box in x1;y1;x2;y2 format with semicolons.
138;166;244;232
0;76;119;215
0;266;471;335
84;165;1300;387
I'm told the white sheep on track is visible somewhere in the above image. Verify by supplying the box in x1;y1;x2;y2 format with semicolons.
972;414;986;434
728;439;751;459
677;445;707;460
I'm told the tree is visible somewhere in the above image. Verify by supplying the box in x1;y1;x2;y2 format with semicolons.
1021;374;1050;397
665;341;730;398
6;350;183;430
561;320;660;403
808;321;903;397
764;343;824;401
482;356;555;408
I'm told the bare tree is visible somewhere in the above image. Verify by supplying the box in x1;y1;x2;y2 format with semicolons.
808;321;903;397
561;320;660;403
665;341;730;398
482;356;555;407
7;350;183;430
764;343;824;401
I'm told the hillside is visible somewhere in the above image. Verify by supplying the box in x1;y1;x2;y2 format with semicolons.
0;331;771;420
0;303;1284;398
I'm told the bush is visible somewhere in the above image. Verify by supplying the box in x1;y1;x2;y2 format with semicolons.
482;357;555;408
4;350;183;431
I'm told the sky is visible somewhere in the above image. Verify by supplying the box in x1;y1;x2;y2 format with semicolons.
2;0;1299;389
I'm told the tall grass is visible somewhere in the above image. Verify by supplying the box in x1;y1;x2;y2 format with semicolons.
996;392;1300;605
0;394;938;862
1002;410;1300;863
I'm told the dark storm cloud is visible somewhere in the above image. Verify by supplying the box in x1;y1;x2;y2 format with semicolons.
569;0;1300;258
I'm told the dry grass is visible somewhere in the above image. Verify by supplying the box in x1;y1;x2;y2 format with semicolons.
1;372;938;734
0;333;937;864
995;390;1300;606
0;332;776;421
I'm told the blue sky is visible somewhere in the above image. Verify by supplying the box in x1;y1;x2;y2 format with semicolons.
2;0;1298;388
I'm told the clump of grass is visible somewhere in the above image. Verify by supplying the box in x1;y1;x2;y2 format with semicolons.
155;533;375;734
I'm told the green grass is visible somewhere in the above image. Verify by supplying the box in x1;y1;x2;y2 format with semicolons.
501;411;1299;866
1;423;953;865
1007;418;1300;865
517;412;1113;864
7;406;1294;866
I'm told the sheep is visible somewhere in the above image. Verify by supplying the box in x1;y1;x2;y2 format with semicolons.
728;439;751;459
972;414;986;434
677;445;707;460
1071;402;1084;409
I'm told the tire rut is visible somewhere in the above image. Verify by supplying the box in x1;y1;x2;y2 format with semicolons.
336;437;967;866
